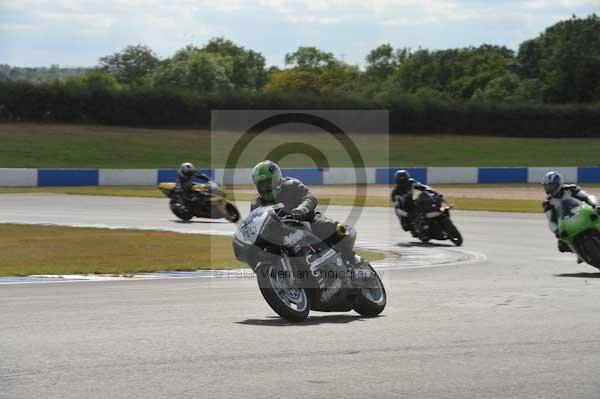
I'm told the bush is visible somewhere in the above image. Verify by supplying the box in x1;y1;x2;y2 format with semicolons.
0;80;599;137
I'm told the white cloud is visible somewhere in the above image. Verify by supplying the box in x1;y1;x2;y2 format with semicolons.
559;0;600;6
287;15;341;24
196;0;242;12
258;0;291;13
249;0;469;29
0;23;35;32
524;1;548;9
522;0;600;9
1;0;599;66
302;0;330;11
43;12;115;30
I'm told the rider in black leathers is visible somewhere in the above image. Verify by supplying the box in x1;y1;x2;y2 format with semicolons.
175;162;211;202
391;170;438;232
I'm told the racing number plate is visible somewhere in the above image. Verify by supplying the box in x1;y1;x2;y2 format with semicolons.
241;223;258;243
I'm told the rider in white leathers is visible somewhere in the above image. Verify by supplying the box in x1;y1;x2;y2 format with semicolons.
542;171;600;262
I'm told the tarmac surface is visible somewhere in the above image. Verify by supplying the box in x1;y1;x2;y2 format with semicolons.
1;194;600;398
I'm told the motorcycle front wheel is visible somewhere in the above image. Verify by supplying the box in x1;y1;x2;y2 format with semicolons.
224;202;240;223
443;217;463;246
353;263;386;317
256;263;310;322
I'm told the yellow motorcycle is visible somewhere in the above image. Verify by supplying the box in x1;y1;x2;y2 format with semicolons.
158;181;240;223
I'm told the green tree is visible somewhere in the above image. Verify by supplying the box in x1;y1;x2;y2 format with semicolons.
99;45;160;86
265;63;360;95
152;46;233;94
0;65;87;82
264;69;322;94
516;14;600;102
319;63;361;95
65;70;121;92
201;37;267;91
0;65;11;80
513;78;545;102
365;43;409;80
391;45;514;100
472;73;521;101
284;47;338;69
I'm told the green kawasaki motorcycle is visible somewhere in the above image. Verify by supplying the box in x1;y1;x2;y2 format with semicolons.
558;199;600;269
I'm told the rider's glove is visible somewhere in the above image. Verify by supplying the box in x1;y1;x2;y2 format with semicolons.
291;207;308;220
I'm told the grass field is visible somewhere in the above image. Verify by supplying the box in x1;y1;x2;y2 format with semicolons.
0;224;384;276
0;185;168;198
2;123;600;167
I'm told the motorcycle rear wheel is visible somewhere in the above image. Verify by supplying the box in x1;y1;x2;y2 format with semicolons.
353;263;386;317
579;233;600;269
169;198;194;221
256;263;310;322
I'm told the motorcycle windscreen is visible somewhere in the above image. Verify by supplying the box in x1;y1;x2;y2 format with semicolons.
418;191;442;210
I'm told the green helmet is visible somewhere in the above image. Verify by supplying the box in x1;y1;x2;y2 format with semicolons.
252;160;283;201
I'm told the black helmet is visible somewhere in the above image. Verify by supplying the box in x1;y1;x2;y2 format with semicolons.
394;170;410;186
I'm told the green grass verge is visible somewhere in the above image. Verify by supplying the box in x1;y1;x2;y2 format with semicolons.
447;198;541;213
0;224;240;276
0;224;384;276
0;185;167;198
3;123;600;167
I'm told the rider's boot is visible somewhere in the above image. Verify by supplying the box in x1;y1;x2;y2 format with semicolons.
557;240;572;253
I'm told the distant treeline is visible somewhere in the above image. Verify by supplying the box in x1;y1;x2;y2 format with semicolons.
1;14;600;136
0;65;87;82
1;80;599;137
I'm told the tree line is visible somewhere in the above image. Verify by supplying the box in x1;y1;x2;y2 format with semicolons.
2;15;600;104
0;65;87;82
0;15;599;136
2;79;599;137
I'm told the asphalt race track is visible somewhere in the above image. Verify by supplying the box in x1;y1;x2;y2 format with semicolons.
2;194;600;398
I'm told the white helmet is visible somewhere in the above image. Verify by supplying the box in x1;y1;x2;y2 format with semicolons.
178;162;195;178
543;171;562;196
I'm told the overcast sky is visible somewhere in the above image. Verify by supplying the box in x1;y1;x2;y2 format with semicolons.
1;0;599;67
